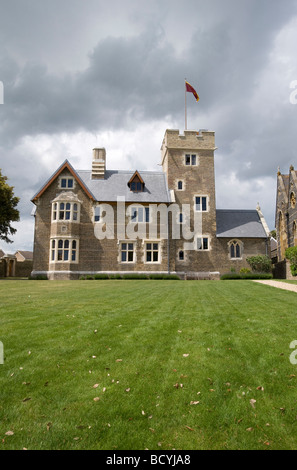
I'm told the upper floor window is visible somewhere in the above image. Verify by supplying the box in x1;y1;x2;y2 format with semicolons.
52;201;80;222
94;206;101;222
177;181;183;190
60;177;74;189
197;237;209;251
131;206;150;223
185;154;197;166
195;196;208;212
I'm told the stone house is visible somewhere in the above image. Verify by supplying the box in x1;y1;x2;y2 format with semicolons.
274;165;297;278
31;128;270;280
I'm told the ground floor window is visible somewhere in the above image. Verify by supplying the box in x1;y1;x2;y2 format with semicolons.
145;242;159;263
120;242;135;263
50;239;78;263
229;240;242;259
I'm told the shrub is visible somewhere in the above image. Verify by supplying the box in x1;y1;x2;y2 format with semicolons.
246;255;272;273
93;273;109;280
285;246;297;276
240;267;251;274
121;273;149;280
220;272;273;280
109;274;122;279
29;274;48;280
220;273;241;280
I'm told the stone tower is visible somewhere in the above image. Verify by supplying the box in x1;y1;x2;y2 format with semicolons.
161;129;218;274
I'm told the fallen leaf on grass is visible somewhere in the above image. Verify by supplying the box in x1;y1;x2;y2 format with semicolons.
22;397;31;402
190;401;200;405
93;397;100;402
256;386;264;391
185;426;194;431
125;388;131;392
246;427;253;432
116;359;122;362
5;431;14;436
250;399;256;409
183;354;189;357
93;384;99;389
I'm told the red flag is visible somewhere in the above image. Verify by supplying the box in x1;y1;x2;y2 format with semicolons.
185;81;199;102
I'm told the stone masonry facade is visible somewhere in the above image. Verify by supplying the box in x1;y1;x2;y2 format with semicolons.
31;129;270;280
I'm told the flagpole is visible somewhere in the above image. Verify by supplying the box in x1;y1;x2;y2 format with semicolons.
185;79;187;130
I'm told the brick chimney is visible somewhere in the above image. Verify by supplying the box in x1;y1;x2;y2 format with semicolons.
92;148;106;179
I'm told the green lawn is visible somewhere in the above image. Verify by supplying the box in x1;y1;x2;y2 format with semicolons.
1;279;297;450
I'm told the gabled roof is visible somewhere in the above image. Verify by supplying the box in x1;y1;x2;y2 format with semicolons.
15;250;33;260
31;160;96;203
216;210;268;238
127;170;145;185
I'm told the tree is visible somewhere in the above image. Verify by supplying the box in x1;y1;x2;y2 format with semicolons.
246;255;272;273
0;169;20;243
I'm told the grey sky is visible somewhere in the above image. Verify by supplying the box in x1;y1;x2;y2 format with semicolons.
1;0;297;252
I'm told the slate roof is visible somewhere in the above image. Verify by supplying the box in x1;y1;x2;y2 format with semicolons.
216;210;268;238
76;169;171;203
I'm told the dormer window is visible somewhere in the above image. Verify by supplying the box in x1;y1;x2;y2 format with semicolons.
128;171;145;192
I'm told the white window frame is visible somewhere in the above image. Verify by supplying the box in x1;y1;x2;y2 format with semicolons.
194;195;208;212
94;205;101;223
130;206;150;223
196;236;210;251
144;241;161;264
50;238;79;264
59;177;75;190
228;239;243;260
119;241;136;264
185;153;198;166
52;201;80;223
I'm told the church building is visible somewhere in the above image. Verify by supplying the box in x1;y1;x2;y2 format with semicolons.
31;129;270;280
275;165;297;278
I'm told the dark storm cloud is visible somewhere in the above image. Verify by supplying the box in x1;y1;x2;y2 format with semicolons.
1;0;297;250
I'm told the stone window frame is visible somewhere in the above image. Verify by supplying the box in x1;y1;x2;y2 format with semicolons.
130;205;150;223
50;237;79;264
195;235;211;251
184;153;198;167
52;201;80;223
93;205;101;223
194;195;209;213
118;240;137;264
290;192;296;209
176;179;185;191
228;239;243;260
59;176;75;190
143;240;161;264
177;249;187;262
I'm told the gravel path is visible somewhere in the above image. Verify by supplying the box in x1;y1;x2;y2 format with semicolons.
252;280;297;293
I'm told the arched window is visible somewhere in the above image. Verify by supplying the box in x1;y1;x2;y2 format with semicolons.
178;181;183;190
229;240;242;259
178;250;184;261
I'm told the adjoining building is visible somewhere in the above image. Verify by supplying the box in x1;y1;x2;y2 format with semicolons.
274;165;297;278
31;129;270;280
